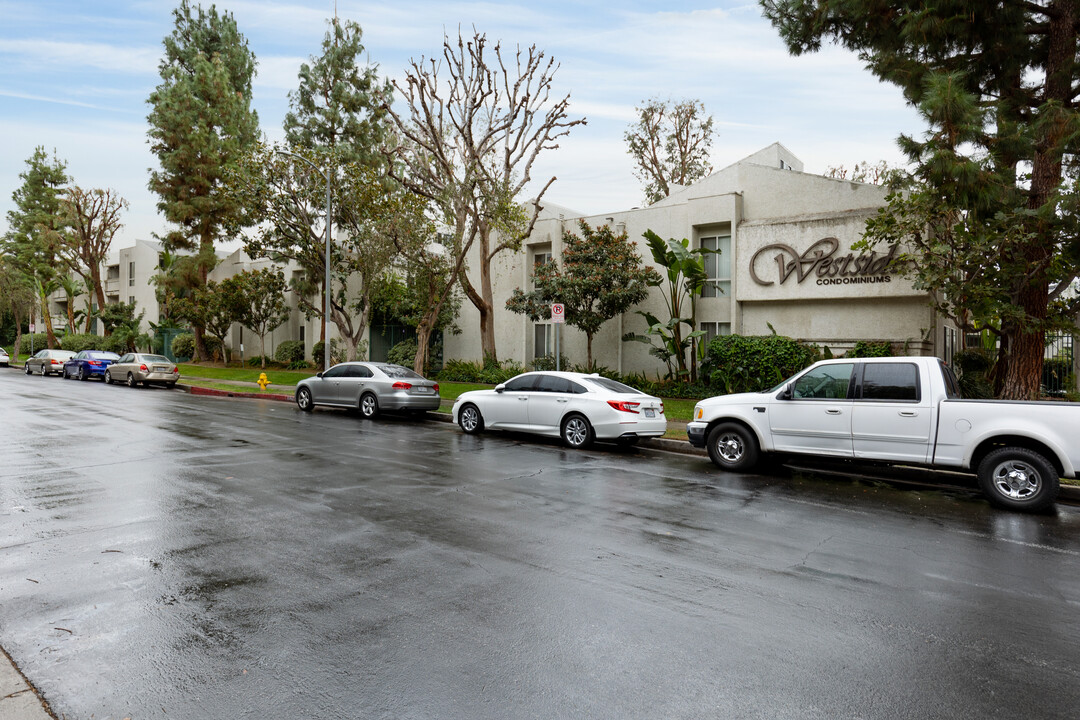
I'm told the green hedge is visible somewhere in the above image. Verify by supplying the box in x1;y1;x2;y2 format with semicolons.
275;340;306;365
700;335;819;395
436;358;527;384
849;341;893;358
18;333;50;355
59;333;106;352
388;339;418;367
171;333;223;361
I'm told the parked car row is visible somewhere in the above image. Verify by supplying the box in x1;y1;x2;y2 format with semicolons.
294;362;668;450
20;348;180;388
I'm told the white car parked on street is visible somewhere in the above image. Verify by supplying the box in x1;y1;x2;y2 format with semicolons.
452;371;666;449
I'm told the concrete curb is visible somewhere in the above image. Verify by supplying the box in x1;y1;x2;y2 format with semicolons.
0;647;55;720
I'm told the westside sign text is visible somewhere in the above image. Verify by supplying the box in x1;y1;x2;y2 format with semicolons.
749;238;900;287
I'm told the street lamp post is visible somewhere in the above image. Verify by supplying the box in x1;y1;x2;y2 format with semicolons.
276;149;332;373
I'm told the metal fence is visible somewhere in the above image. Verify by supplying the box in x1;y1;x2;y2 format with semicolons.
1042;332;1075;396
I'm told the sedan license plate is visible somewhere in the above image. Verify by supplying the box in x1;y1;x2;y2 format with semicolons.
153;366;169;372
414;386;431;394
644;409;655;418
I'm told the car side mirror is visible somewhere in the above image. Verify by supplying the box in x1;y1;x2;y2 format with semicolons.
495;383;505;393
316;372;323;379
779;383;794;401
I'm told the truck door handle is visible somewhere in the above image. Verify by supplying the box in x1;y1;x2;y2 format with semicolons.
899;410;918;417
825;409;842;415
557;398;568;403
518;396;528;401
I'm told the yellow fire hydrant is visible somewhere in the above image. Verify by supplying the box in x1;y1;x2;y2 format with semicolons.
257;372;270;390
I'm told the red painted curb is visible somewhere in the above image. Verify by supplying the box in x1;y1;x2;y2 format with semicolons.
184;385;293;402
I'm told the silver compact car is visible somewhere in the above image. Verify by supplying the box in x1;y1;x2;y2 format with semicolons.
295;362;440;418
0;347;9;366
105;353;180;388
24;349;76;376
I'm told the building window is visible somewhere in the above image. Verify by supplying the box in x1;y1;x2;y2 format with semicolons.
128;296;135;306
128;261;135;286
532;250;552;288
534;323;553;359
943;326;957;366
700;321;731;345
700;235;731;298
300;326;305;343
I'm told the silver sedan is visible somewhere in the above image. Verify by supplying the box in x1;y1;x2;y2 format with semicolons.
24;349;76;376
295;362;440;418
104;353;180;388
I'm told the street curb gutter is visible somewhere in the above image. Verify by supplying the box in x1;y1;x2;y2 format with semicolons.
0;646;55;720
174;382;1080;503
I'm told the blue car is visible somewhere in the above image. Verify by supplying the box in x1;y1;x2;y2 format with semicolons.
63;350;121;381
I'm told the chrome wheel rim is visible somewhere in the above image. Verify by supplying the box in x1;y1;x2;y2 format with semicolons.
460;407;479;432
297;390;311;410
564;417;588;447
715;432;745;463
361;395;376;416
127;374;135;387
991;460;1041;500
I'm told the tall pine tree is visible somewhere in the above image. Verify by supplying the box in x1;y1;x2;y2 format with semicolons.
762;0;1080;399
147;0;258;361
1;147;70;349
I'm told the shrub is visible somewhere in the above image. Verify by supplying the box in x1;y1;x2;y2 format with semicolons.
99;334;131;354
171;333;194;360
275;340;306;365
246;356;274;367
531;354;570;371
313;339;345;367
18;333;50;355
171;333;222;361
388;339;418;367
953;349;994;399
60;333;106;352
436;357;525;385
849;340;893;358
700;334;819;395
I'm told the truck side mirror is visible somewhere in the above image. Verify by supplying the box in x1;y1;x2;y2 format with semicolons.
778;383;793;401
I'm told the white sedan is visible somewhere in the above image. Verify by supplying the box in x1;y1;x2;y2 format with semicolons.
452;371;667;449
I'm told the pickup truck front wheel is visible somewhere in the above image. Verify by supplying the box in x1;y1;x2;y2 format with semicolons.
707;423;760;472
977;447;1060;512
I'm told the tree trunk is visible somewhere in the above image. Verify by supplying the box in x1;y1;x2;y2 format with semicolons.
1001;285;1048;399
41;294;58;349
193;326;209;363
999;0;1075;399
586;331;593;370
13;305;23;364
91;265;106;327
259;331;267;369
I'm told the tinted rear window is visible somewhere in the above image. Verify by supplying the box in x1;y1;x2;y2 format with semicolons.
140;355;172;364
583;377;643;395
375;364;422;379
861;363;919;401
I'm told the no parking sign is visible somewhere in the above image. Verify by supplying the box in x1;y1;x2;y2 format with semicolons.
551;303;565;324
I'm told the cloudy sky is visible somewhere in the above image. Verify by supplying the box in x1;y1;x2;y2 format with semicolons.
0;0;925;250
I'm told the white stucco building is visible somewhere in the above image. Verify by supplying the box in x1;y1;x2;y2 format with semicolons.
444;143;953;375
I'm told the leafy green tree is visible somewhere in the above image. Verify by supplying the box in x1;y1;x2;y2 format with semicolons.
147;0;258;361
625;98;715;205
506;221;659;368
1;147;70;349
232;268;290;369
384;29;587;363
623;230;717;380
97;302;148;352
762;0;1080;399
0;255;37;360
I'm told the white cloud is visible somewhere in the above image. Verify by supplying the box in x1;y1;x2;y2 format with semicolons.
0;39;159;74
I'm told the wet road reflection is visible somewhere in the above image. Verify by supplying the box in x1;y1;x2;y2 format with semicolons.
2;371;1079;719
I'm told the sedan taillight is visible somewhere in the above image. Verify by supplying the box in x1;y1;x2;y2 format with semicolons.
392;382;412;390
607;400;640;414
140;364;149;372
51;359;60;365
433;383;439;392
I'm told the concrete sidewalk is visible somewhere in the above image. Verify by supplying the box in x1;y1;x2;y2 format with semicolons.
0;648;53;719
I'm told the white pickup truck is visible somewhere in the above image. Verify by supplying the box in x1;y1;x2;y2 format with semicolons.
687;356;1080;512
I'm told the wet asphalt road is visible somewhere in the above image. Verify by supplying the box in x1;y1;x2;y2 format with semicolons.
2;370;1080;719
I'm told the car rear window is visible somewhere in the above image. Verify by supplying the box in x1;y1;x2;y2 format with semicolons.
583;377;642;394
88;352;119;360
141;355;172;364
375;364;422;379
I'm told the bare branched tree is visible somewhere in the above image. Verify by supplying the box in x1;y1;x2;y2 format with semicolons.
625;98;715;205
384;29;586;363
53;186;127;319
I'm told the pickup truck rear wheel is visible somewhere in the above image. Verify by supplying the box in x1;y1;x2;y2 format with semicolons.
707;423;760;472
977;447;1059;512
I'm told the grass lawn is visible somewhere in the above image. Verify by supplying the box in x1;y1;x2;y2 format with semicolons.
178;363;315;385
